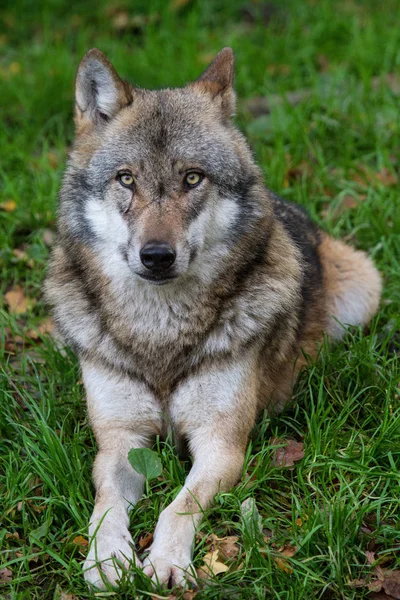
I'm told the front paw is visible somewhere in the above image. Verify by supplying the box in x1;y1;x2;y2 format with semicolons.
143;549;196;589
84;529;140;589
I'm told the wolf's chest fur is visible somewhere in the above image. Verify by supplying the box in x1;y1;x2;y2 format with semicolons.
50;226;301;396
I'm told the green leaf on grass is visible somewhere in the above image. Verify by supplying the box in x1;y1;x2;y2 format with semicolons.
29;518;52;543
128;448;162;481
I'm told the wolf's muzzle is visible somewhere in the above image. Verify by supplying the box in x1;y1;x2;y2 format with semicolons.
140;242;176;272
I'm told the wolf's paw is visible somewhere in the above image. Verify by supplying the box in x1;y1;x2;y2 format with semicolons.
143;550;196;589
83;529;140;589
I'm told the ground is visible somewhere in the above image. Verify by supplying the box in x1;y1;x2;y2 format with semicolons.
1;1;400;599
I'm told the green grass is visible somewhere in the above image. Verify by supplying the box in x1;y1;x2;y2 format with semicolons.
1;0;400;598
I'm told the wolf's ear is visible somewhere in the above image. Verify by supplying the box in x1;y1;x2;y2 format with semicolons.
193;47;235;119
75;49;132;130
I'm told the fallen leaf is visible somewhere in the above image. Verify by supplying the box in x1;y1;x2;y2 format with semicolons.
243;89;312;116
206;534;240;560
266;64;291;76
274;556;293;573
182;591;198;600
321;193;367;219
112;11;129;29
241;497;263;538
0;567;13;582
26;318;55;340
46;151;59;169
374;168;398;186
42;229;55;246
138;532;153;549
372;73;400;95
5;531;20;540
4;286;36;314
72;535;88;549
273;544;297;573
284;160;313;186
270;438;304;468
382;570;400;598
351;166;397;188
9;62;21;74
170;0;191;10
0;199;16;212
317;54;330;72
60;593;77;600
197;549;229;579
12;248;35;268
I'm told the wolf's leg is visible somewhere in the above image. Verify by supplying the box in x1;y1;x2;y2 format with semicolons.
319;235;382;340
81;361;162;589
143;355;258;587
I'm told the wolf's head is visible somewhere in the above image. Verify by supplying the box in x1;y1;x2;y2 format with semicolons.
60;48;269;286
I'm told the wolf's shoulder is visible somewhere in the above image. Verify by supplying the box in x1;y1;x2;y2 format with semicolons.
269;192;323;309
270;193;321;248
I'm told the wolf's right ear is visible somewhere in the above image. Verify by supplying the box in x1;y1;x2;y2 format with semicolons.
193;48;235;120
75;49;132;131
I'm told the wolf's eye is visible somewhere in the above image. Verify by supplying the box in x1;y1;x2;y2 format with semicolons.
185;172;203;188
117;172;135;188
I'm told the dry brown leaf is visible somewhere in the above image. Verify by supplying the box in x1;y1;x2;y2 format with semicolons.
217;536;240;561
42;228;55;246
113;11;129;29
5;531;20;540
267;64;291;76
60;593;78;600
46;152;59;169
4;286;36;314
0;567;13;582
12;248;34;268
271;438;304;468
317;54;330;72
273;543;297;573
274;556;293;573
382;570;400;599
206;534;239;560
351;166;397;188
284;161;313;187
72;535;88;549
374;168;398;186
170;0;191;10
0;199;16;212
366;550;376;565
197;549;229;579
372;73;400;95
321;193;367;219
182;590;198;600
138;532;153;549
26;318;55;340
243;89;312;116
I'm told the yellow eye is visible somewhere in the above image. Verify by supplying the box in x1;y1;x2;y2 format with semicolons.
185;172;203;187
118;172;135;187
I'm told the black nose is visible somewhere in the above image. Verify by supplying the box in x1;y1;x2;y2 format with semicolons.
140;242;176;271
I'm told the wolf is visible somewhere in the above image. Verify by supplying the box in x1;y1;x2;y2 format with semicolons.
44;47;381;589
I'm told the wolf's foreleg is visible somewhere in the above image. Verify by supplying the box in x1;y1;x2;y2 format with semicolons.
143;354;258;587
81;361;162;589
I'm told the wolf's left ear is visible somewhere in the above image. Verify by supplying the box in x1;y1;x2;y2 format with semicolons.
193;47;235;119
75;48;132;130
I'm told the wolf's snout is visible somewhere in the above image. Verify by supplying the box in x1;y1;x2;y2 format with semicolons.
140;242;176;271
